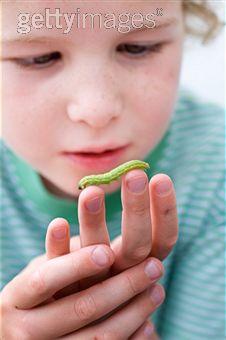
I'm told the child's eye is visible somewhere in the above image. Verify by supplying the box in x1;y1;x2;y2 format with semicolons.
116;43;163;58
15;51;62;69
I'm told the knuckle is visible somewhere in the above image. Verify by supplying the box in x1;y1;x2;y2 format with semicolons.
167;234;178;250
124;273;141;296
127;245;150;262
161;203;177;222
27;258;36;267
130;201;149;216
28;268;47;297
92;329;121;340
73;292;97;322
0;289;10;314
7;328;31;340
70;252;81;277
98;330;121;340
91;333;107;340
159;235;178;260
28;255;46;268
20;314;37;340
18;328;33;340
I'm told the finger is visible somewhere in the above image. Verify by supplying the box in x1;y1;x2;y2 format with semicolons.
60;284;165;340
130;320;158;340
100;285;164;340
78;186;110;247
25;225;76;274
50;236;81;300
24;257;164;338
149;174;179;260
78;186;111;288
45;218;70;259
70;235;81;252
26;235;81;302
45;218;76;301
6;244;115;309
112;169;152;273
111;234;122;256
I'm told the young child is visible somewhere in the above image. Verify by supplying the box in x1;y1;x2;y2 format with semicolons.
1;1;224;339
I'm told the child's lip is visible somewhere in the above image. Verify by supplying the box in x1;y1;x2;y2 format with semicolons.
63;145;128;155
61;145;129;171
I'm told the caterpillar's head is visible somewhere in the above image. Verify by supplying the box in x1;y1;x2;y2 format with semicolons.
78;179;87;190
78;183;85;190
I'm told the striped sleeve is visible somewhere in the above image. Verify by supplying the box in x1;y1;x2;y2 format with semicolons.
159;174;225;340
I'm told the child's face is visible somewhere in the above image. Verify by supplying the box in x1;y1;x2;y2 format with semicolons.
2;1;184;199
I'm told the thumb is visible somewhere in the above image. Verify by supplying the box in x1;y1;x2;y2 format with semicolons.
45;217;70;259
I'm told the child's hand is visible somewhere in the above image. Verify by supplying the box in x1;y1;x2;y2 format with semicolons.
0;237;164;339
79;170;178;276
29;170;177;287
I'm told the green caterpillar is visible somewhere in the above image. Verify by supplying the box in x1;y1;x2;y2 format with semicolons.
78;160;150;190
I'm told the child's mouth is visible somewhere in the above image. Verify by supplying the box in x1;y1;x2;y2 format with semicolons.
62;146;128;171
75;149;115;157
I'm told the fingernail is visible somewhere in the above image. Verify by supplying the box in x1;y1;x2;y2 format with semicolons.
91;246;109;266
144;260;162;280
155;179;172;196
149;285;164;305
85;196;102;213
127;176;147;193
144;323;154;337
52;227;67;239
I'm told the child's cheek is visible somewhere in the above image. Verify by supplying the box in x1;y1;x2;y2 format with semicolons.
2;70;53;158
129;42;183;152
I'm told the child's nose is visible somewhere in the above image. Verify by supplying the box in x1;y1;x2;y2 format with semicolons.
66;68;123;129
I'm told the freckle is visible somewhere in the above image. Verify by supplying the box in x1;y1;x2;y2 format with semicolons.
165;208;171;216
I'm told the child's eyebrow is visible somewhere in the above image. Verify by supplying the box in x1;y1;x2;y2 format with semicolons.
128;17;179;34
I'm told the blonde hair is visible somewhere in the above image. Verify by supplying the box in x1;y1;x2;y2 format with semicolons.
183;1;224;43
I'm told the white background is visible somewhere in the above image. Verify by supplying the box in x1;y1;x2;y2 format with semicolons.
180;2;225;108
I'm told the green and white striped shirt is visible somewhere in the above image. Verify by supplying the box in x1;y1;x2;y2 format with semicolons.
0;88;225;339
